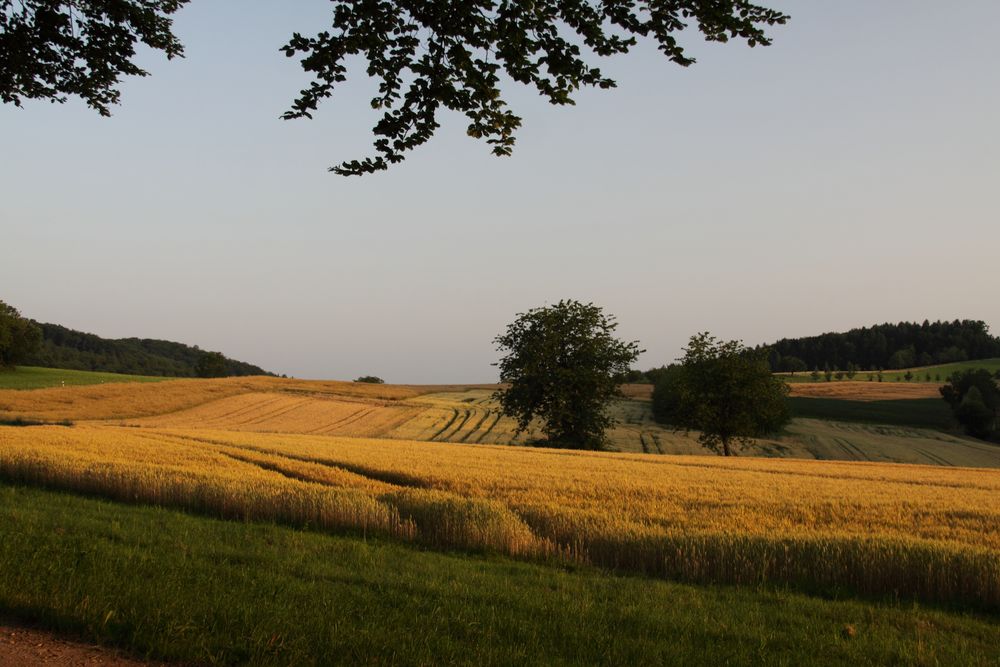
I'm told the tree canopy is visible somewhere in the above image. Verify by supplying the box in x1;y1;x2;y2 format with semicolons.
652;332;789;456
493;299;641;449
195;351;229;378
2;1;787;175
24;321;271;377
762;320;1000;372
940;369;999;440
1;0;187;115
0;300;42;369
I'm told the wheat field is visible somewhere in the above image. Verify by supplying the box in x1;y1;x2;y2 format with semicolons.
2;376;999;609
2;378;999;466
1;422;997;609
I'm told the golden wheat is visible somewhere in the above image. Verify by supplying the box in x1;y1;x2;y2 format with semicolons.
0;376;422;422
130;392;424;437
1;423;997;609
624;381;943;401
788;381;941;401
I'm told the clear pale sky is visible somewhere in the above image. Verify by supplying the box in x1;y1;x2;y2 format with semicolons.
2;1;998;383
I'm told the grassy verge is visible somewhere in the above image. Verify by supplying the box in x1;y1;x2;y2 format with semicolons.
781;359;1000;384
788;397;953;430
0;366;168;390
1;484;997;666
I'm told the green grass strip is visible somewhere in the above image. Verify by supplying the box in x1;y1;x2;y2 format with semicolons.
1;484;998;666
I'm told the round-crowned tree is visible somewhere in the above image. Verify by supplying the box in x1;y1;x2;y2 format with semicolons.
195;351;228;378
940;369;999;439
652;332;790;456
493;300;642;450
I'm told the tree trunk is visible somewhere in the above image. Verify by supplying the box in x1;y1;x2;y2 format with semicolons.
722;438;733;457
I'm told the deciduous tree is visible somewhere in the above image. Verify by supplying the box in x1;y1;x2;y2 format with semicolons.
651;332;789;456
195;351;228;378
940;369;999;439
493;300;641;449
2;1;788;175
0;1;188;115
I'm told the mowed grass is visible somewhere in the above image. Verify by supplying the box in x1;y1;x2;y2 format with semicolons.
2;484;998;667
781;359;1000;383
2;424;998;610
0;366;168;390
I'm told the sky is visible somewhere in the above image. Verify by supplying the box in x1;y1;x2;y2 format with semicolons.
2;1;998;383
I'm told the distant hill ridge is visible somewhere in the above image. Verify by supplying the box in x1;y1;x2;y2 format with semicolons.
25;322;273;378
763;319;1000;371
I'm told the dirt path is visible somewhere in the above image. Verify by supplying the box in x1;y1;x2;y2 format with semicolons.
0;624;162;666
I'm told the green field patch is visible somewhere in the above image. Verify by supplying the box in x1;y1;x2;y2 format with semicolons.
0;366;168;390
781;359;1000;384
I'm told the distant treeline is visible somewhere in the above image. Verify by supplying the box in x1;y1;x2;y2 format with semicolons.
625;320;1000;382
24;322;272;378
621;367;673;385
763;320;1000;371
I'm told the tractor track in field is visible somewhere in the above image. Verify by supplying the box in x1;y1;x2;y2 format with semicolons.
429;409;460;441
475;411;503;443
833;437;872;462
204;395;285;425
147;431;430;488
459;409;493;443
304;407;369;435
441;409;474;442
914;447;954;467
214;448;338;487
318;407;377;435
243;397;313;425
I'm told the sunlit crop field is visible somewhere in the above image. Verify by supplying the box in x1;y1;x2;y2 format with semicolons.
626;381;945;401
2;377;999;466
116;389;1000;466
0;376;421;421
1;423;998;610
2;376;1000;610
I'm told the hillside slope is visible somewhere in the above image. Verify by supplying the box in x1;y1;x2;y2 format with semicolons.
24;322;272;377
2;377;996;467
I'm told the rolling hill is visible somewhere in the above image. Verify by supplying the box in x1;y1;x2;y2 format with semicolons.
23;321;273;377
2;374;996;467
2;372;998;665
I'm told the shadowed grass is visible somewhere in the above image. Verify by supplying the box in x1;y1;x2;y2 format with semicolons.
788;397;953;430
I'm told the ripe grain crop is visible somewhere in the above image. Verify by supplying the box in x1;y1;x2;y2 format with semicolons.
622;380;944;401
788;382;942;401
131;392;424;438
5;379;998;466
0;376;422;422
1;424;997;610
